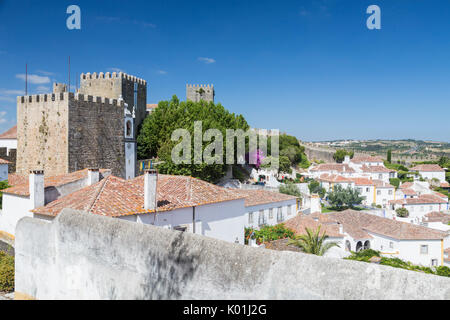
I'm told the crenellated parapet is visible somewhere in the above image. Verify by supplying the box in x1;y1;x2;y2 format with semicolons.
80;72;146;85
17;92;124;107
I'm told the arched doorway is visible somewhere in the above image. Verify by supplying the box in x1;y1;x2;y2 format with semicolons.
363;240;370;250
345;240;351;251
356;241;363;252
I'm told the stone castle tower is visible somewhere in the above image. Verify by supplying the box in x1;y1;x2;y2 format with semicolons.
186;84;214;103
79;72;147;131
15;71;144;179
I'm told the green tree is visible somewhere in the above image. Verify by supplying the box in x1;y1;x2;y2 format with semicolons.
327;185;364;210
279;183;302;198
278;155;292;174
288;226;339;256
137;96;249;183
396;207;409;218
387;149;392;163
0;181;10;210
333;149;353;163
308;180;326;198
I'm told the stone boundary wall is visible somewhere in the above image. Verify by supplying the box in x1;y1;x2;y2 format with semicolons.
15;209;450;300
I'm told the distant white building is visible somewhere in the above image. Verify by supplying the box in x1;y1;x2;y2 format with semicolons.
0;125;17;155
285;210;449;267
410;164;446;183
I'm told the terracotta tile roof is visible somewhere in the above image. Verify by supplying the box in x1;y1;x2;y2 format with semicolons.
433;191;448;199
423;212;450;224
410;164;445;172
399;182;414;189
441;182;450;188
2;169;111;196
445;247;450;255
6;173;27;187
351;156;383;163
231;189;298;207
33;174;246;217
0;158;10;164
318;174;352;183
361;165;392;173
310;163;355;173
146;104;158;110
372;179;394;188
327;209;447;240
351;177;374;186
284;215;345;238
0;125;17;139
400;188;417;196
389;194;447;205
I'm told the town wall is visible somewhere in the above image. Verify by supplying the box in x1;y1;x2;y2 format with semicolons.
15;209;450;300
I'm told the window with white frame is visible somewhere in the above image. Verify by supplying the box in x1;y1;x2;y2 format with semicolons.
389;242;394;249
420;245;428;255
388;190;393;195
248;212;254;224
366;187;370;192
258;210;266;226
269;208;273;219
378;174;382;179
287;205;292;216
377;190;381;195
431;259;438;266
277;207;283;222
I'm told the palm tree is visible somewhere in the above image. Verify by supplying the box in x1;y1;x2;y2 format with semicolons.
288;226;339;256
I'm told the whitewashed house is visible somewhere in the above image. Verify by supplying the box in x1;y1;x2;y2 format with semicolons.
0;168;111;236
232;189;298;229
285;210;448;267
0;125;17;155
25;170;248;244
372;180;396;208
389;194;449;222
410;164;446;183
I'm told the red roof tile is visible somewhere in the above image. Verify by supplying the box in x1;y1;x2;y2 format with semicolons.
284;215;345;238
410;164;445;172
0;125;17;139
33;174;246;217
0;158;10;164
231;189;298;207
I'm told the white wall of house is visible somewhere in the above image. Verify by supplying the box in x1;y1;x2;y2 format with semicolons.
119;198;247;244
245;199;297;229
355;185;375;206
0;139;17;155
375;187;395;208
0;163;8;181
419;171;446;183
0;193;33;236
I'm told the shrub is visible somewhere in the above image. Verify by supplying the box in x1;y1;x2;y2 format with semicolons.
396;207;409;218
389;178;400;189
245;224;295;245
279;183;302;198
0;252;14;292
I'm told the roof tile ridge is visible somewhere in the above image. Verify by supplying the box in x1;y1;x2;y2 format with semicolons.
87;176;110;214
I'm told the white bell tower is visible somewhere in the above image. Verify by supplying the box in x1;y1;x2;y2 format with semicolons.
122;96;136;179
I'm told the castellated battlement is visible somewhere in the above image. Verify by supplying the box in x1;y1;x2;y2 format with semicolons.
80;72;146;85
17;92;124;107
186;84;214;89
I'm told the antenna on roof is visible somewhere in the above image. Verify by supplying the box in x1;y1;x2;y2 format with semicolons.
68;56;71;93
25;63;28;96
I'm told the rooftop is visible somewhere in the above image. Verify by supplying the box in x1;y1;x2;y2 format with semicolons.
310;163;355;173
2;169;111;196
410;164;445;172
389;194;448;205
33;174;246;217
284;214;345;238
0;125;17;140
361;165;393;173
231;189;298;207
350;155;384;163
327;209;447;240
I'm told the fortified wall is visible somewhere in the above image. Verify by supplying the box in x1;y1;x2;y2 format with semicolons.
79;72;147;131
16;93;126;178
186;84;214;103
15;209;450;300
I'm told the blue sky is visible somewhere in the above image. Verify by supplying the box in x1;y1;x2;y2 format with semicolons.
0;0;449;142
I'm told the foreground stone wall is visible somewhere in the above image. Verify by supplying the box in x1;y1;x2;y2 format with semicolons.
15;209;450;300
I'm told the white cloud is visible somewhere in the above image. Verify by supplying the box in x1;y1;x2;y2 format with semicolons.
198;57;216;64
0;96;14;102
157;70;167;75
36;70;56;76
108;67;125;73
36;86;50;93
0;111;7;124
16;74;51;84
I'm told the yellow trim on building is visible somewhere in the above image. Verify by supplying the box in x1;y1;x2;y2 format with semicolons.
373;186;377;204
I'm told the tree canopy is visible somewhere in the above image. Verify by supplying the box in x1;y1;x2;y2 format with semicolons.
333;149;354;163
327;185;364;210
137;96;249;182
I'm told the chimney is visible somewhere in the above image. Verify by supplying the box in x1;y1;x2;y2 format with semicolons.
29;170;44;209
87;168;100;185
144;169;158;210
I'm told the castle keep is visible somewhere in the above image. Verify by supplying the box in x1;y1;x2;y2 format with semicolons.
16;72;143;179
186;84;214;103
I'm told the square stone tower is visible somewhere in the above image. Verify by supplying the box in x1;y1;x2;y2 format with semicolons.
186;84;214;103
79;72;147;131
